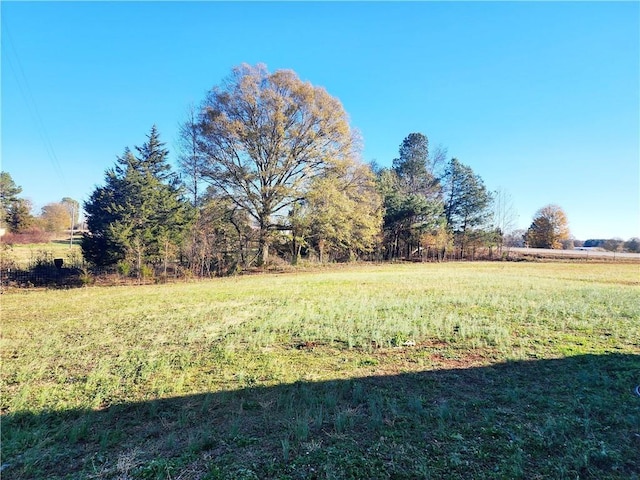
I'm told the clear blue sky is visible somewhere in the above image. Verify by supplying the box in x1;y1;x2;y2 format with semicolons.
2;1;639;240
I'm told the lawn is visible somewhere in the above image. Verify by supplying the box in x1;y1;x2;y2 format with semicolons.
2;262;639;479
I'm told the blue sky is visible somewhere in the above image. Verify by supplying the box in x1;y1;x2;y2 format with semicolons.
2;1;639;240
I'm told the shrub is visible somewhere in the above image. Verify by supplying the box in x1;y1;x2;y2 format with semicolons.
2;228;51;245
140;264;154;279
117;261;131;277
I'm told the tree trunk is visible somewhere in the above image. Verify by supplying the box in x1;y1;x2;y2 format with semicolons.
163;239;169;276
260;240;269;265
291;235;298;265
258;214;270;266
136;244;142;283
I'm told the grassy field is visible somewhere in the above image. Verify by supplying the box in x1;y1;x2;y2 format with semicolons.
2;262;639;479
1;240;83;268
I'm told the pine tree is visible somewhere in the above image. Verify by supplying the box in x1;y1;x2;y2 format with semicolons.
82;127;193;273
379;133;443;259
442;158;492;254
0;172;34;233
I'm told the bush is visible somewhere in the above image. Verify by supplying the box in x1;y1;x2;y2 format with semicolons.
140;264;154;279
0;244;18;270
117;261;131;277
2;228;51;245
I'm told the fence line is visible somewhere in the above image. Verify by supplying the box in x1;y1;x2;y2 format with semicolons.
2;249;638;290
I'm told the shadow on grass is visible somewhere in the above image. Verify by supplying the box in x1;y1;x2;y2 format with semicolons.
49;239;75;246
3;354;639;479
1;265;87;289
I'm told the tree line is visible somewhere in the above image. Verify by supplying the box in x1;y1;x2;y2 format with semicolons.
0;172;80;243
2;64;638;277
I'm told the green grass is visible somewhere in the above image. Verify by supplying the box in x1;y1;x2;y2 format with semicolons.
1;240;82;268
2;262;639;479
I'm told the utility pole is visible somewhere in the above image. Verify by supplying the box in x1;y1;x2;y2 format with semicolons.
69;203;75;247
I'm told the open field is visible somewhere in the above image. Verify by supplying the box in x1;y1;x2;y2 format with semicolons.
1;240;83;268
2;262;639;479
509;247;640;262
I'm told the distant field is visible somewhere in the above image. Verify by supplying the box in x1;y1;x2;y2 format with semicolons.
509;247;640;261
2;262;639;479
1;240;82;268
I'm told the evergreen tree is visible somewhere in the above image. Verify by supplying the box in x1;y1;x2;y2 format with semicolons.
442;158;492;254
0;172;34;233
393;133;430;194
379;133;443;259
82;127;193;273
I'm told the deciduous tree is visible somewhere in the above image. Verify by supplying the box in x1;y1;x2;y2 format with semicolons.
602;238;623;252
624;237;640;253
61;197;80;227
197;64;356;265
504;229;526;248
178;105;208;207
182;193;253;275
40;202;70;233
524;204;570;249
491;187;518;250
292;159;382;262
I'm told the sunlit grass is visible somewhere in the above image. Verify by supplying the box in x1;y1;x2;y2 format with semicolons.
1;240;82;267
3;263;638;410
2;262;639;478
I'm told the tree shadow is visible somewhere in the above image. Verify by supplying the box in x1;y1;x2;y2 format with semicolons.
1;265;86;289
49;239;78;246
3;354;639;479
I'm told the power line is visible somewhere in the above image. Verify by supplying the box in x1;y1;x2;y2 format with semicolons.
1;16;67;186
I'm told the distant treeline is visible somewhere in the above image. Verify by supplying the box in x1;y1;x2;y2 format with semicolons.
579;238;639;252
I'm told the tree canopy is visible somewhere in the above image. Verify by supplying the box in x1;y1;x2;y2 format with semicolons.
443;158;491;234
40;202;71;233
0;172;33;233
525;204;570;249
290;159;382;262
379;133;444;259
442;158;492;253
197;63;356;264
